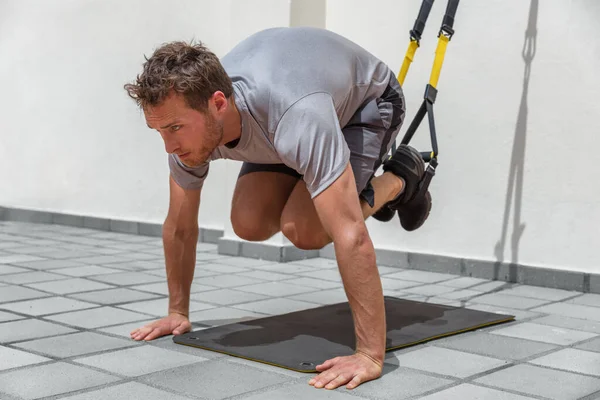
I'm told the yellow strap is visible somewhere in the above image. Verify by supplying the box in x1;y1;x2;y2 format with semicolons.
397;40;419;86
428;34;449;89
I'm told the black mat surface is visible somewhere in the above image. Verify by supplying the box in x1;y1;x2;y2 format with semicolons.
173;296;514;372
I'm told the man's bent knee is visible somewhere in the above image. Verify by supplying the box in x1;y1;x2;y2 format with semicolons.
231;212;279;242
281;220;331;250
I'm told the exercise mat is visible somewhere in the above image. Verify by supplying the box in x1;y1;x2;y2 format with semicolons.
173;296;514;372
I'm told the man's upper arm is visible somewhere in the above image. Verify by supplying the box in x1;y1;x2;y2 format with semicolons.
165;154;207;231
274;92;350;199
165;175;201;232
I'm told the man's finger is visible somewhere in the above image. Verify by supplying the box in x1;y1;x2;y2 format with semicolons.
325;374;349;390
316;357;339;371
346;374;363;390
143;327;163;341
313;370;340;389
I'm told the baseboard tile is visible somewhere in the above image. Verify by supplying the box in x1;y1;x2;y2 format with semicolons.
2;206;596;293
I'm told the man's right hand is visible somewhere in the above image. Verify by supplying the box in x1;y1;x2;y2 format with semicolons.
130;313;191;341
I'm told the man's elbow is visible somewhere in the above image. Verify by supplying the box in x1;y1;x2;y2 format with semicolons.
334;221;372;253
162;217;199;242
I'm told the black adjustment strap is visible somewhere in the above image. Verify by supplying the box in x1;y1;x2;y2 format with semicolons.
410;0;435;42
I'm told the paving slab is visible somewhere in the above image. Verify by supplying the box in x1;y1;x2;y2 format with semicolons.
240;381;371;399
475;364;600;400
255;263;318;274
0;270;70;284
67;287;162;305
12;331;139;358
87;271;164;286
385;270;457;283
25;277;115;294
139;359;293;399
149;334;223;359
0;345;51;371
402;284;458;297
491;322;598;345
433;331;560;360
0;310;25;323
235;281;317;296
44;306;152;329
0;285;53;304
531;314;600;334
497;285;580;301
233;298;320;315
575;338;600;353
96;319;157;338
391;346;508;378
348;364;454;400
0;296;98;316
0;265;31;275
0;361;121;400
0;254;45;264
129;281;216;295
280;276;341;290
198;262;251;273
0;319;77;343
529;348;600;377
297;269;343;282
51;265;124;277
287;288;350;305
117;297;215;316
417;383;538;399
188;306;267;326
463;303;544;320
566;293;600;308
53;381;194;400
531;302;600;322
74;344;204;377
467;292;550;310
11;259;87;270
189;288;270;306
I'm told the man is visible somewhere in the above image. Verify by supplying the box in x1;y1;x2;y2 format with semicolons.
124;27;431;390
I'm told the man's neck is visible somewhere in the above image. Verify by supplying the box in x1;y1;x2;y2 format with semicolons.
220;96;242;146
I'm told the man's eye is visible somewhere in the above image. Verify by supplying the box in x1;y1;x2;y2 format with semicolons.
172;125;181;131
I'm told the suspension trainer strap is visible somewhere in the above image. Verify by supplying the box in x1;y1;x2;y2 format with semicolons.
429;0;458;89
397;0;460;198
397;0;434;86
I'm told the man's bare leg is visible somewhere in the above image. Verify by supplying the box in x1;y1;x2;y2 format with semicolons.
280;171;404;249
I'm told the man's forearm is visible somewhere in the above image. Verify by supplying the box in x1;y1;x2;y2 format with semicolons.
163;224;199;316
335;229;386;364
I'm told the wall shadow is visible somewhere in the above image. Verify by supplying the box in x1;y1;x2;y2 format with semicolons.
493;0;538;281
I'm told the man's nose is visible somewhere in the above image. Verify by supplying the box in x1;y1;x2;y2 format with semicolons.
163;137;180;154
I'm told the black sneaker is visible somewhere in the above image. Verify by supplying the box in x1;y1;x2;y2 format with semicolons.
372;204;396;222
382;145;432;231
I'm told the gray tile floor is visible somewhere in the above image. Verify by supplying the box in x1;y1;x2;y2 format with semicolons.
1;221;600;400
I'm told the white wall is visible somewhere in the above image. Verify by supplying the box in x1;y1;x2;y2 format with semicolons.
1;0;599;274
0;0;235;228
327;0;600;273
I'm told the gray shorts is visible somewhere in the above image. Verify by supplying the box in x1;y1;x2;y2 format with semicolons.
238;74;405;207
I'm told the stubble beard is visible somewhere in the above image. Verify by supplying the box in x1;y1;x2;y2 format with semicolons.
185;116;224;167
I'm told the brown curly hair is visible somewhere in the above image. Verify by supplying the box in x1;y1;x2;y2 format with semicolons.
124;40;233;111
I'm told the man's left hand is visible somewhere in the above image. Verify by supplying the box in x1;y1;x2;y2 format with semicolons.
309;352;383;390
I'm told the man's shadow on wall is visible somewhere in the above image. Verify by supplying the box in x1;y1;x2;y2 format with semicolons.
493;0;538;281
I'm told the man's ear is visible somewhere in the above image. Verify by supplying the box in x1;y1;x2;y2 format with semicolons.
211;91;228;114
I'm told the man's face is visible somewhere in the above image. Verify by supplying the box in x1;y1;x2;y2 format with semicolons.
144;92;223;167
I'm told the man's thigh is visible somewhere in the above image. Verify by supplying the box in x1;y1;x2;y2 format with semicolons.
343;77;406;207
231;163;300;240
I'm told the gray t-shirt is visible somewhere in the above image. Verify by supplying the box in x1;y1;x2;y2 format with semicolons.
169;27;394;198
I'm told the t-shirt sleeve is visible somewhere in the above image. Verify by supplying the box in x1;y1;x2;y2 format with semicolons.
274;92;350;198
168;154;209;190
